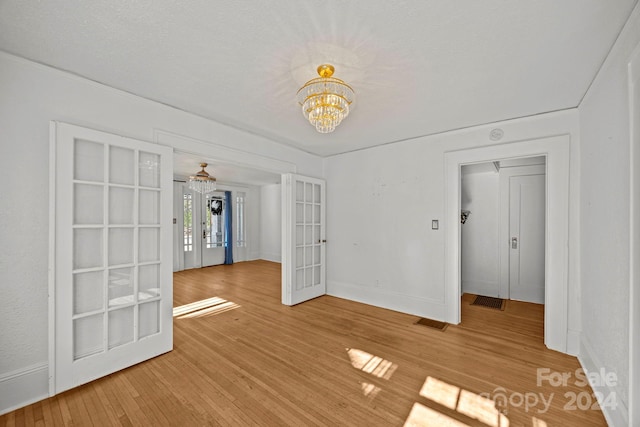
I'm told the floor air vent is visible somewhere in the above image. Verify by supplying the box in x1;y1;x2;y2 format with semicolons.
471;295;506;310
415;318;448;331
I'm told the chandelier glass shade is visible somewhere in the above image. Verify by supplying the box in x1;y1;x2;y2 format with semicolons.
296;64;355;133
188;163;217;194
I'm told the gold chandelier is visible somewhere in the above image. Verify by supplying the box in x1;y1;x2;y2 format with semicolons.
296;64;355;133
188;163;217;194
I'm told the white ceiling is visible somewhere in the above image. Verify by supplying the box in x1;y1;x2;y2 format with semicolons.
0;1;637;157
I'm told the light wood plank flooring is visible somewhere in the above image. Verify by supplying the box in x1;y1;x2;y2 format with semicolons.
1;260;606;426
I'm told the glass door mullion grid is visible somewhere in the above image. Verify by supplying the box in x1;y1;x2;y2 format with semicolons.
294;181;322;290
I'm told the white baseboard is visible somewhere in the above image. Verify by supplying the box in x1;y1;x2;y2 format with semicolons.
260;252;281;263
579;336;628;426
461;280;499;297
0;363;49;415
327;280;446;320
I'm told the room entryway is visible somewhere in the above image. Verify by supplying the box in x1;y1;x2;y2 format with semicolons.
460;156;546;305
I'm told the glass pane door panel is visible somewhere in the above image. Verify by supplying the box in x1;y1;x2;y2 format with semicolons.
296;181;304;202
108;267;134;307
296;248;304;268
74;314;104;360
139;228;160;262
305;183;313;202
139;264;160;299
74;139;104;182
73;228;103;270
314;184;321;203
74;184;103;225
305;204;312;222
139;152;160;188
313;246;321;264
109;146;135;185
296;226;304;245
139;301;160;339
296;203;303;223
73;271;104;315
109;187;134;224
139;190;160;224
108;307;134;349
305;225;312;244
313;205;321;224
108;228;134;266
305;247;312;267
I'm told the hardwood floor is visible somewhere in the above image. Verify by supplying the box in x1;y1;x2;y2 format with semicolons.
1;260;606;426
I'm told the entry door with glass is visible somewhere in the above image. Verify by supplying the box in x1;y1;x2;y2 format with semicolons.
51;122;173;394
183;186;226;269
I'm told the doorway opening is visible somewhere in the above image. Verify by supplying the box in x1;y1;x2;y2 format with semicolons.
444;134;571;353
460;156;546;343
171;149;283;273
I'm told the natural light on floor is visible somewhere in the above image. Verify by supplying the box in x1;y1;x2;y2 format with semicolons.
346;348;397;399
172;296;240;319
346;348;398;380
405;376;510;427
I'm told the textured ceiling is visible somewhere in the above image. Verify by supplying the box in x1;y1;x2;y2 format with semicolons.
0;1;637;157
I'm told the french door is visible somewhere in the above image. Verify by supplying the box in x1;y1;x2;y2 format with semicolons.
50;122;173;394
282;174;326;305
182;186;226;269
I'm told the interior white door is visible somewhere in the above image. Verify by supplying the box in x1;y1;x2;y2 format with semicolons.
282;174;326;305
51;122;173;394
509;174;545;303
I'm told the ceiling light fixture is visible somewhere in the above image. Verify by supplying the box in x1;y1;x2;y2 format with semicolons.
188;163;217;193
296;64;355;133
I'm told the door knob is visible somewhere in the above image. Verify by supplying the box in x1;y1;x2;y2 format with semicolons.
203;230;207;239
511;237;518;249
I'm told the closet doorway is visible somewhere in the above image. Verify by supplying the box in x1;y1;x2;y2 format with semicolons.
460;156;546;304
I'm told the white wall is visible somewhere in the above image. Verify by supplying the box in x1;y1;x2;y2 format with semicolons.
0;52;322;414
260;184;282;262
577;4;640;426
461;171;500;297
324;109;581;331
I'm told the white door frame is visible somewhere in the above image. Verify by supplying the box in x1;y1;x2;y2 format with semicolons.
627;43;640;427
444;134;570;353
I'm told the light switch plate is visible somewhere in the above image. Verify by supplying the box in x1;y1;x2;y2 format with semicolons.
432;220;439;230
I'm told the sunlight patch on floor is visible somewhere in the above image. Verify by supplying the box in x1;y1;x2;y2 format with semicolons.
360;382;382;399
411;376;509;427
346;348;398;380
404;403;469;427
531;417;548;427
173;296;240;319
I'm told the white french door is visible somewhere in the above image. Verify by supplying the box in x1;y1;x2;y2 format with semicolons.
50;122;173;394
282;174;326;305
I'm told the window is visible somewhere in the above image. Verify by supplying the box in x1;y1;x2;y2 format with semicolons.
236;192;246;248
183;193;193;252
